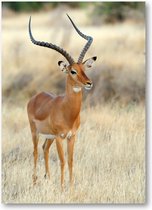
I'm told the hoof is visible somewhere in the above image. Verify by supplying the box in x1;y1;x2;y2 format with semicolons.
44;174;50;179
32;174;38;185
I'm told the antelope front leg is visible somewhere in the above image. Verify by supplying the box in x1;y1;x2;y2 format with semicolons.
56;138;65;190
32;133;39;184
67;135;75;187
42;139;54;179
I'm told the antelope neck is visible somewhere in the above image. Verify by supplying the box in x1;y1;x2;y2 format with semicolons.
64;75;82;113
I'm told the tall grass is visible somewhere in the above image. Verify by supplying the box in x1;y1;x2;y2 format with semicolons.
2;104;145;203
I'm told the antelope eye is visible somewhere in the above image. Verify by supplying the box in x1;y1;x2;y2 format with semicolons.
71;69;77;75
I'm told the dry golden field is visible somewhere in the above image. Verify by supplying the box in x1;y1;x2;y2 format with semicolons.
2;103;145;203
2;8;145;203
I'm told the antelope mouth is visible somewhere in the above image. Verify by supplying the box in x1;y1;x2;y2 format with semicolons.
84;83;93;90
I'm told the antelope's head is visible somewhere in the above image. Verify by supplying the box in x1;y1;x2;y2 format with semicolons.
29;14;97;90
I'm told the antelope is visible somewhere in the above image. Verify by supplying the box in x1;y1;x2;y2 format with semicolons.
27;14;97;189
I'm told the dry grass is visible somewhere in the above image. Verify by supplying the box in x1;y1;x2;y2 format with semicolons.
2;10;145;105
2;9;145;203
2;103;145;203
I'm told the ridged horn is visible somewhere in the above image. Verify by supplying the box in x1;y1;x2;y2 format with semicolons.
29;16;75;65
67;14;93;63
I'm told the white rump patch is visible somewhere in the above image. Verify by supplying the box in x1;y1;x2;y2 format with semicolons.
73;86;82;93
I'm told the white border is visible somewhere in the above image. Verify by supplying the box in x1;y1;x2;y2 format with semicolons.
0;0;151;209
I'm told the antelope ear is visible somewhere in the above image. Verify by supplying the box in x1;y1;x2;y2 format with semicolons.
83;56;97;68
58;61;68;73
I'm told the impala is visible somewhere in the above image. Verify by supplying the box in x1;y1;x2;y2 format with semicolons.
27;14;97;189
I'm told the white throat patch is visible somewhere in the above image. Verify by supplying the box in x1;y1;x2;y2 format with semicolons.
73;86;82;93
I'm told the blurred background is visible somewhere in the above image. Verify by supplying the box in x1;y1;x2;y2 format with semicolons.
2;1;145;107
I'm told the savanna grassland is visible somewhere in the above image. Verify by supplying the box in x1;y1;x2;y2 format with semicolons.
2;7;145;203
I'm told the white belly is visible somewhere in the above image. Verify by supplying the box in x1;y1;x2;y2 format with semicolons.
39;133;56;140
38;131;73;140
33;119;73;140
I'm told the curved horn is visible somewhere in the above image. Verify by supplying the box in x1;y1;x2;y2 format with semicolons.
67;14;93;64
29;16;75;65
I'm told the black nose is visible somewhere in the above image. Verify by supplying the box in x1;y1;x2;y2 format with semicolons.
86;81;92;86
